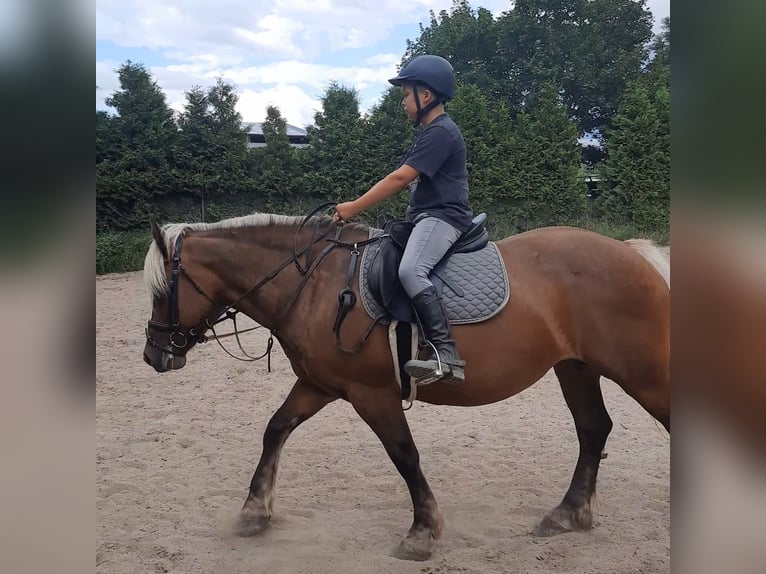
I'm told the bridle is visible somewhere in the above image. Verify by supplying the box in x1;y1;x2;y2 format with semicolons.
145;230;220;355
145;204;363;367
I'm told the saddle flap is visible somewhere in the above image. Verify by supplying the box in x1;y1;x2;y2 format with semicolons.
370;236;417;322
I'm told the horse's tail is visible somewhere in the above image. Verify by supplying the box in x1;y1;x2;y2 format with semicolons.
624;239;670;289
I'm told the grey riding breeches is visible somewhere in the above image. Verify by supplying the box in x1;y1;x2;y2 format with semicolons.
398;216;462;298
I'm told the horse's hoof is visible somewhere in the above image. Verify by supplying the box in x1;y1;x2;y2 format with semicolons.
535;503;592;537
392;530;435;561
237;507;271;537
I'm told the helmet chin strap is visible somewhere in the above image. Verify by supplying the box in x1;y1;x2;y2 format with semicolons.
413;85;440;126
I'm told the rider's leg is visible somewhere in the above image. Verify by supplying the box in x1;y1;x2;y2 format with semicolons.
398;217;465;384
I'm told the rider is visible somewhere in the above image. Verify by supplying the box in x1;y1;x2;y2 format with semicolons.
334;55;473;384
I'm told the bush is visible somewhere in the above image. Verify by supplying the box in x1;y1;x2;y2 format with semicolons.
97;231;151;275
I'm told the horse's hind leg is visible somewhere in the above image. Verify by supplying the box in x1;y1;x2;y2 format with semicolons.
238;378;336;536
537;360;613;536
348;385;443;561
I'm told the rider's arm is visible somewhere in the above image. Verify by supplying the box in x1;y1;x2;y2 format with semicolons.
336;164;419;221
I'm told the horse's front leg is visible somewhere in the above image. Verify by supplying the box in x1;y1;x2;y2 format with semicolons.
348;385;443;561
239;378;336;536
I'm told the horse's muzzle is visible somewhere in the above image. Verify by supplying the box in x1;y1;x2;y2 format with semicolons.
143;345;186;373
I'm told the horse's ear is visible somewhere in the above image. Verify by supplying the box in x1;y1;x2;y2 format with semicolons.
150;218;168;261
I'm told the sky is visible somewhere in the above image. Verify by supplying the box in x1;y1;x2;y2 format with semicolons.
96;0;670;129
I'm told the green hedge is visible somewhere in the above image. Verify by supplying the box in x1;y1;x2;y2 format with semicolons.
96;215;668;276
97;231;152;275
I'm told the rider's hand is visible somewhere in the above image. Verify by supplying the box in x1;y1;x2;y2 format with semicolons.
334;201;357;225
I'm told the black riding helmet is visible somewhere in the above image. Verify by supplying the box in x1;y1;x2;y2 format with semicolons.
389;55;456;124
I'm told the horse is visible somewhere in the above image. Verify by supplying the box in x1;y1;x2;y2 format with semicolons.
142;212;670;561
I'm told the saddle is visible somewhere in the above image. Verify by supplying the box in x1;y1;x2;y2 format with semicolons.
364;213;507;325
331;213;508;401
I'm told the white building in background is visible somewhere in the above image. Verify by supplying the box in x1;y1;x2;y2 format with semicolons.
243;122;309;149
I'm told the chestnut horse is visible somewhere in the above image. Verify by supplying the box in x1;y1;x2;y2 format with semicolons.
142;212;670;561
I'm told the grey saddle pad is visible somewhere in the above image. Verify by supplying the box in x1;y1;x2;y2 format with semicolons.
359;229;510;325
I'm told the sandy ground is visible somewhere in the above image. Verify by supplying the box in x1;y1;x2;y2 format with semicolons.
97;271;669;574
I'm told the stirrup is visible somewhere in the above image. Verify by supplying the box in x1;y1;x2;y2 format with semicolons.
406;361;449;386
424;342;465;386
407;341;449;386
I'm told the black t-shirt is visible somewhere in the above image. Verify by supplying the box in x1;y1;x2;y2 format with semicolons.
401;114;473;232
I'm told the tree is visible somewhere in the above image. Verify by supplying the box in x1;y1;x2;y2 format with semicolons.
447;84;519;219
176;86;214;201
643;17;670;230
597;81;665;231
651;16;670;66
251;105;299;211
301;83;369;205
96;110;114;165
405;0;653;136
588;16;668;232
173;79;251;221
96;61;178;231
498;0;652;135
651;83;670;230
206;79;249;195
514;82;587;228
643;17;670;99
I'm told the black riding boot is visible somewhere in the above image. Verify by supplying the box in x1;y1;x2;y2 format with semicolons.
404;286;466;385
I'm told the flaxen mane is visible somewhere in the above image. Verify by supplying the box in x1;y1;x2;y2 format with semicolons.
143;213;366;297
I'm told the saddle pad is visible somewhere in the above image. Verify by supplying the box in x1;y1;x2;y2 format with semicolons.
359;229;510;324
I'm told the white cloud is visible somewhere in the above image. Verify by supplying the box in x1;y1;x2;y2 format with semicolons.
238;85;321;127
97;1;301;59
97;0;670;125
232;15;305;58
97;0;510;59
274;0;333;12
219;59;398;90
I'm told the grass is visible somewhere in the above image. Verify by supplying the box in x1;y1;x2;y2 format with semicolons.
97;231;152;275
